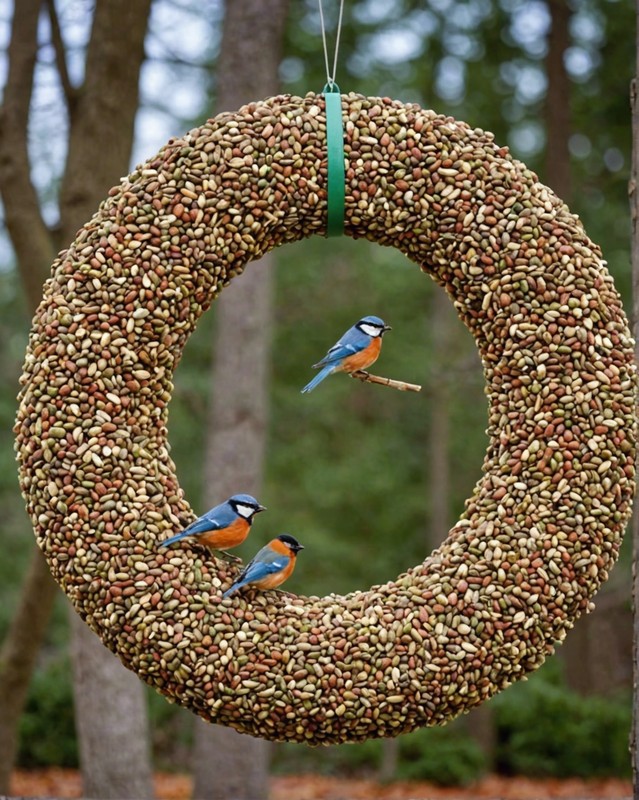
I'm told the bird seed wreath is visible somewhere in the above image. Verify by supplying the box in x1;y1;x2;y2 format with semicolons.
15;93;636;744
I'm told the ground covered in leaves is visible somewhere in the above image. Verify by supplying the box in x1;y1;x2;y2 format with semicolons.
10;769;632;799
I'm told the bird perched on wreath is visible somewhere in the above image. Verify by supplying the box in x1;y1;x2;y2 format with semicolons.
159;494;266;557
222;534;304;598
301;315;392;393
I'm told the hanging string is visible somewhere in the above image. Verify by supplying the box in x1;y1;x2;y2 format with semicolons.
318;0;346;236
318;0;345;90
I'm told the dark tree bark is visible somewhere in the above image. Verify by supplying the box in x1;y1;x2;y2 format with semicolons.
545;0;571;201
379;737;400;783
429;290;453;549
192;1;289;797
0;551;58;792
65;3;154;796
428;289;496;768
70;614;154;800
0;0;154;795
192;268;275;800
629;6;638;790
544;0;633;701
58;0;151;243
201;268;273;496
543;0;592;698
0;4;61;790
0;0;55;303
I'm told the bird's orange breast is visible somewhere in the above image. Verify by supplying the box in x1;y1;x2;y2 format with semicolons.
339;337;382;374
199;517;250;549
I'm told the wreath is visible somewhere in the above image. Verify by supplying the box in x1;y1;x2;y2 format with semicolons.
15;93;636;744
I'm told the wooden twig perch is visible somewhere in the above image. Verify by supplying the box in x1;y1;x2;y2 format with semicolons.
350;370;422;393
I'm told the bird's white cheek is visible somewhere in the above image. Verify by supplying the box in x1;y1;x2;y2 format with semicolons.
236;503;255;518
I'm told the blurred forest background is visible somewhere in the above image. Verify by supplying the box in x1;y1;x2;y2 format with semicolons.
0;0;635;797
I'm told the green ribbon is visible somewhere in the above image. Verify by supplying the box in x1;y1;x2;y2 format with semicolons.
322;82;345;237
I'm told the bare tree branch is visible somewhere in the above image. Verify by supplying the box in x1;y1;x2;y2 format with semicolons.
44;0;76;113
0;0;55;308
144;53;216;71
350;370;422;392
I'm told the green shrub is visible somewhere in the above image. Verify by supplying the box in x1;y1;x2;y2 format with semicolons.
397;724;486;786
273;737;383;777
275;726;484;786
18;657;78;768
493;665;631;778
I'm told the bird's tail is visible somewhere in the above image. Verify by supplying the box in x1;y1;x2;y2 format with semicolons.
222;582;242;599
158;530;191;548
301;364;334;393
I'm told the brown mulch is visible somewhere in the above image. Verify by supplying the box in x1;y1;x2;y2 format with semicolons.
8;769;633;799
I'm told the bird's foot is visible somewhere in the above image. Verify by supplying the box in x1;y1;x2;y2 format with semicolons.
217;550;242;563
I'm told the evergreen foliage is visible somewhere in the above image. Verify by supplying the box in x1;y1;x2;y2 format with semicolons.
493;662;632;778
17;658;77;768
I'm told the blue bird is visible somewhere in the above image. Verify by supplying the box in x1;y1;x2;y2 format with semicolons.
159;494;266;555
223;534;304;599
301;315;392;393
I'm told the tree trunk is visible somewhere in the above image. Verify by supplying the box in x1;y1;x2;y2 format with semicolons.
193;723;271;800
429;291;453;549
543;0;629;702
192;1;288;797
629;11;638;791
65;3;154;796
70;614;154;800
202;269;273;496
58;0;150;244
429;289;496;768
0;551;58;792
0;0;55;301
543;0;591;699
192;257;274;800
545;0;571;201
0;0;154;794
0;4;59;788
378;737;400;783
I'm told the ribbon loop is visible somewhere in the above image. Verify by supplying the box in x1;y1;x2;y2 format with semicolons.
323;84;345;237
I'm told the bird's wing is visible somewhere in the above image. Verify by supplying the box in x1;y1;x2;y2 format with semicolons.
314;327;367;368
239;548;290;584
182;501;233;535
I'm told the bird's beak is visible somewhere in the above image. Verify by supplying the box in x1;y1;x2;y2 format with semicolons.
296;544;305;552
383;324;392;332
257;504;267;512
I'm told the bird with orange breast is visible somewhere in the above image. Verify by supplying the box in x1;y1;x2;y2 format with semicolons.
159;494;266;558
301;315;392;393
222;534;304;599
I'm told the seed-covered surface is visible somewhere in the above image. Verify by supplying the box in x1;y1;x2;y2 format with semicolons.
15;93;636;744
